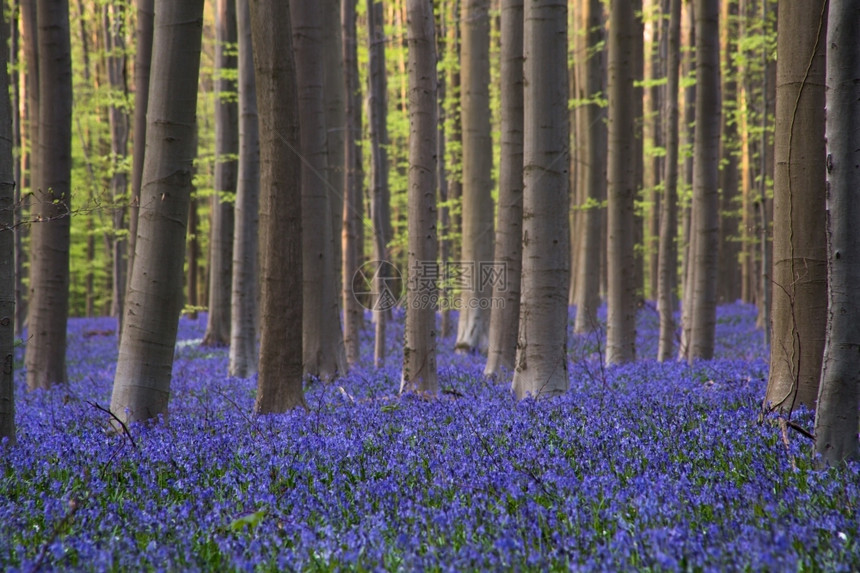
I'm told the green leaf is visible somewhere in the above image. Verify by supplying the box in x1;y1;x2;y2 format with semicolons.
229;508;266;532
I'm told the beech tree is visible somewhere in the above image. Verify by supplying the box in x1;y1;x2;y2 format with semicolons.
109;0;205;423
511;0;569;400
814;0;860;466
401;0;438;395
251;0;305;412
25;0;73;390
0;2;14;444
228;0;260;378
484;0;523;378
764;1;827;412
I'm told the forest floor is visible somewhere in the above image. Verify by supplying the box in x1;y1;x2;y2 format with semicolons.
2;303;858;571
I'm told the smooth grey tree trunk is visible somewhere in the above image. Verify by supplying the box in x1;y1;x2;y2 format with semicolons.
484;0;522;378
455;0;494;355
323;0;346;294
341;0;363;367
401;0;438;395
764;0;827;412
606;0;638;365
814;0;860;466
25;0;73;390
512;0;569;400
228;0;260;379
250;0;305;413
573;0;606;336
203;0;238;347
0;3;15;445
688;0;721;362
291;0;347;380
677;0;695;361
110;0;205;423
656;0;680;362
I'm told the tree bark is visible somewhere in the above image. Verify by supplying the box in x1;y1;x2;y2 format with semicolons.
484;0;523;377
764;0;827;412
110;0;205;423
813;0;860;466
228;0;260;378
250;0;305;412
0;3;15;445
25;0;73;390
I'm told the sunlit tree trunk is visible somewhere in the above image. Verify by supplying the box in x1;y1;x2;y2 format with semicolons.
250;0;305;412
228;0;260;378
323;0;346;296
813;0;859;466
764;0;827;412
484;0;522;377
0;3;15;445
25;0;73;390
401;0;438;395
110;0;205;423
657;0;680;361
573;0;606;335
291;0;347;380
717;0;739;304
606;0;639;365
203;0;238;347
512;0;569;399
677;0;695;361
455;0;494;354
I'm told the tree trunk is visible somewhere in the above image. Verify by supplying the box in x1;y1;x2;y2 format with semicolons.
656;0;680;361
401;0;438;395
764;0;827;412
677;0;695;360
512;0;569;399
813;0;860;466
203;0;238;347
341;0;363;367
455;0;494;354
573;0;606;335
688;0;721;362
25;0;73;390
606;0;639;365
109;0;205;424
484;0;523;377
291;0;347;380
228;0;260;378
250;0;305;412
0;3;15;445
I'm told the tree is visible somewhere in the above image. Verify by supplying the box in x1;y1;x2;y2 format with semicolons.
323;0;346;293
25;0;73;390
764;0;827;412
572;0;606;335
606;0;639;365
203;0;238;347
291;0;347;380
0;2;15;445
109;0;205;424
656;0;681;361
401;0;438;395
484;0;523;377
228;0;260;378
813;0;860;466
687;0;721;362
455;0;494;354
251;0;305;412
511;0;569;400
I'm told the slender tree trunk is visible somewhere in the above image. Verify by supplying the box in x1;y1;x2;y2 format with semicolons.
573;0;606;335
755;0;775;339
187;190;200;318
401;0;438;394
455;0;494;354
203;0;238;347
484;0;523;377
109;0;205;424
677;0;695;360
814;0;860;465
291;0;347;380
764;0;827;412
512;0;569;399
0;2;15;445
25;0;73;390
657;0;681;361
13;2;27;337
647;0;666;301
228;0;260;378
606;0;639;365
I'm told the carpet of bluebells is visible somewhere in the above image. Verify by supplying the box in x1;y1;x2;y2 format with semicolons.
2;303;859;571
